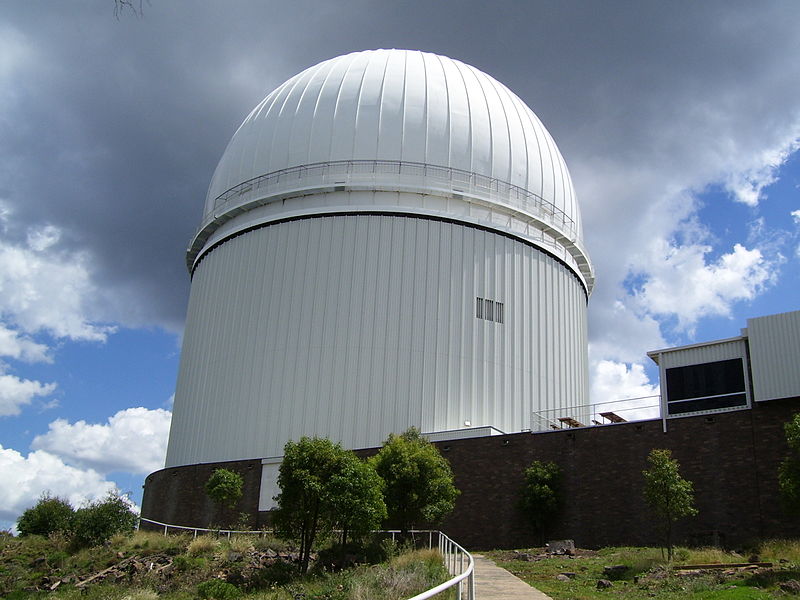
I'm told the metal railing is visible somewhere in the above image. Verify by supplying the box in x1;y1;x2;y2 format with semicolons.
137;517;268;538
531;394;661;432
188;159;595;293
206;159;576;239
137;518;473;599
409;531;474;600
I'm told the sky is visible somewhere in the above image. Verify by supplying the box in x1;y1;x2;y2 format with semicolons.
0;1;798;529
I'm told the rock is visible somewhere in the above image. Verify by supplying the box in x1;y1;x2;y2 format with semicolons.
559;572;577;579
603;564;629;579
555;574;572;582
547;539;576;555
513;551;533;561
117;552;125;559
597;579;613;589
780;579;800;594
227;551;242;562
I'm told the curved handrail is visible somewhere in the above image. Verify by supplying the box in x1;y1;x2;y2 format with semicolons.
187;159;594;293
137;518;473;599
409;531;474;600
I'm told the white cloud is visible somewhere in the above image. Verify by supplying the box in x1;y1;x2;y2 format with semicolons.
0;323;50;363
0;372;56;417
32;407;172;475
631;242;774;333
590;360;661;422
723;140;800;206
26;224;60;252
0;228;114;342
0;445;118;522
792;209;800;224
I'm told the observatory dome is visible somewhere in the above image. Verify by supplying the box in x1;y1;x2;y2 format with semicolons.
165;49;594;469
190;49;593;291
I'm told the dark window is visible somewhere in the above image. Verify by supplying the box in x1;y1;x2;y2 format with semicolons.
476;297;483;319
665;358;747;415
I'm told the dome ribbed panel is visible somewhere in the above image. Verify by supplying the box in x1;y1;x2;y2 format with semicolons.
204;49;582;241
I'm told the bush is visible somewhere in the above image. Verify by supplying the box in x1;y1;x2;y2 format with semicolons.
187;536;220;556
519;460;561;544
197;579;242;600
206;469;244;510
71;492;137;548
17;494;74;538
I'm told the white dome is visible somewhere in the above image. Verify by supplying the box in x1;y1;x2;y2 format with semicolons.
192;49;593;291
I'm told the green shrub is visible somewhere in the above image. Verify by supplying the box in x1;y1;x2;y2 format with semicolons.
197;579;242;600
17;494;75;537
252;559;297;587
173;555;208;572
71;492;137;548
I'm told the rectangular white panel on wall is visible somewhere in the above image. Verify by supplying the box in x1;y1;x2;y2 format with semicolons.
258;457;282;512
748;310;800;402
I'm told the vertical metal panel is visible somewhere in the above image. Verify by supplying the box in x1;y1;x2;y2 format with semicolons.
659;339;747;370
748;311;800;401
165;214;588;467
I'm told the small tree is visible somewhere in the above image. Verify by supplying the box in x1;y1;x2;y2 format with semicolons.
71;492;137;548
273;437;385;573
206;468;244;526
779;413;800;511
642;449;698;560
519;460;561;545
328;454;386;545
17;494;75;537
369;427;459;534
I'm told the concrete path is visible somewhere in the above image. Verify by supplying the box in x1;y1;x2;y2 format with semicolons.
472;553;552;599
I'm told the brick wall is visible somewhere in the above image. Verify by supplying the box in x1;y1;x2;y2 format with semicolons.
141;398;800;548
141;458;262;530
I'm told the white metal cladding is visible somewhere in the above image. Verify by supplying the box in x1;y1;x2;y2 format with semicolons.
747;310;800;402
652;338;748;370
192;49;593;292
165;215;589;467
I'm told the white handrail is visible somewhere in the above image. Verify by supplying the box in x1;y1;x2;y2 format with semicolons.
137;519;473;599
408;531;474;600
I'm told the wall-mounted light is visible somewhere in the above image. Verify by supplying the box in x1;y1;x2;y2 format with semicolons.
464;420;471;427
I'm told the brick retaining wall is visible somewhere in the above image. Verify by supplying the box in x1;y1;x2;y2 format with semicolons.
141;398;800;548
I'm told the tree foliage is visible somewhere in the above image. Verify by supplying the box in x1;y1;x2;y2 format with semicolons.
71;492;138;548
519;460;561;544
206;468;244;511
327;456;387;545
642;449;698;560
369;427;459;534
17;491;136;548
779;413;800;511
273;437;386;573
17;494;75;538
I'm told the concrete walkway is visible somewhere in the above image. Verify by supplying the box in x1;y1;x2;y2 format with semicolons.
472;553;552;599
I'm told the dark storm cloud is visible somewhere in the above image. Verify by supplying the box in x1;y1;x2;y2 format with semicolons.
2;1;799;335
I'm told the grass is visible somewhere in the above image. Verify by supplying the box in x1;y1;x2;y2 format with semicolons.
0;530;451;600
486;543;800;600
